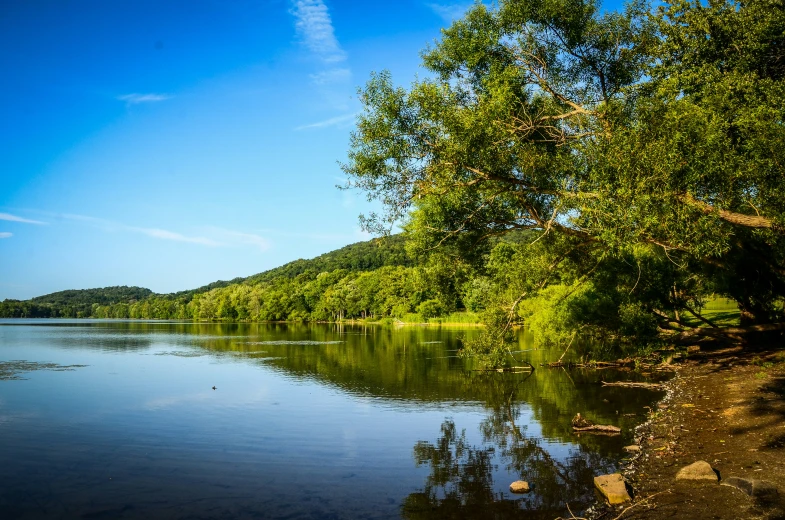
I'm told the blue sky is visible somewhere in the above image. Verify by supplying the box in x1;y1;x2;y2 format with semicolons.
0;0;475;299
0;0;625;300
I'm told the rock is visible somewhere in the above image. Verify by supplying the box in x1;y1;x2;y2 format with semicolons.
675;461;718;481
623;445;641;453
687;345;700;354
722;477;779;502
509;480;530;493
594;473;631;505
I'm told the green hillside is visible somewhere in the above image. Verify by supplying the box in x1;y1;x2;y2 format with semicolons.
0;235;419;319
31;286;153;306
245;234;411;284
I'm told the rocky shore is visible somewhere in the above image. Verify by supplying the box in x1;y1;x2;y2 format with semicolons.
595;346;785;519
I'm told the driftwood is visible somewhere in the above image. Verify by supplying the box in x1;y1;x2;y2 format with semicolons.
571;413;621;434
472;362;535;373
601;381;664;390
545;360;635;369
573;424;622;434
546;356;679;372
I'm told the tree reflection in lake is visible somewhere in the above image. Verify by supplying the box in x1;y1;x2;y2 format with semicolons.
404;372;615;519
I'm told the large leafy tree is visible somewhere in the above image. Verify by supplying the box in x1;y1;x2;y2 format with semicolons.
344;0;785;336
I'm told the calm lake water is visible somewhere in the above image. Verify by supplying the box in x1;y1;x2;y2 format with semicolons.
0;320;663;519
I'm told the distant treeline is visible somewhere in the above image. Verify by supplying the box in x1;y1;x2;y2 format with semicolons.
0;235;476;321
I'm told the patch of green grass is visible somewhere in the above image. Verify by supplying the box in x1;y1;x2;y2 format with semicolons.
752;356;775;369
443;311;482;324
680;296;741;328
385;311;483;325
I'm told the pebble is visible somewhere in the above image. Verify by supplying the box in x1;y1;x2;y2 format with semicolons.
509;480;530;493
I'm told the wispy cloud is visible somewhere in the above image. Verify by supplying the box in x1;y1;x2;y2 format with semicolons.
128;227;222;247
223;231;270;251
427;2;474;22
118;93;171;105
0;213;47;225
295;112;357;130
0;232;12;239
290;0;347;63
60;213;104;223
309;67;351;85
60;213;270;251
204;227;271;251
60;214;220;247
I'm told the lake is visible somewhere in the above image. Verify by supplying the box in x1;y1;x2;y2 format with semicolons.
0;320;663;519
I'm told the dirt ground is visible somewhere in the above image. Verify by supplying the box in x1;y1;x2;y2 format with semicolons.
602;346;785;519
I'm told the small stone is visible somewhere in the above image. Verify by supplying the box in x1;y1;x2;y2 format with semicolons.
624;445;641;453
509;480;530;493
687;346;700;354
594;473;631;505
676;461;718;481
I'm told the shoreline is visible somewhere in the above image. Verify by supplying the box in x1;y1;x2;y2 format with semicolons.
596;346;785;519
0;316;487;328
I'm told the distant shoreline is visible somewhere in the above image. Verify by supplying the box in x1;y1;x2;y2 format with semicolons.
0;316;485;327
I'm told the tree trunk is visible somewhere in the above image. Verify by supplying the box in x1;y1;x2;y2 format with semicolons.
738;298;772;326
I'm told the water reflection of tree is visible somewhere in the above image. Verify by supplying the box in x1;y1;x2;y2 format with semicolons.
403;373;615;519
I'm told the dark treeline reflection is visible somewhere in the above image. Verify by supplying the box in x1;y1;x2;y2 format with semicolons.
403;373;616;518
125;321;659;448
206;325;659;447
26;321;662;447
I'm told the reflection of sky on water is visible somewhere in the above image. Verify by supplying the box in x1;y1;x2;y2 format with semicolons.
0;320;662;519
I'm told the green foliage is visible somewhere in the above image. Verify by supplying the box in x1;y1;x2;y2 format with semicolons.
417;299;445;319
0;236;464;323
245;234;412;284
0;286;153;318
30;286;153;306
343;0;785;362
460;307;518;368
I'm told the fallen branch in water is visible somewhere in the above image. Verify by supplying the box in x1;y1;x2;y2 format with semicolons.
601;381;664;390
573;424;622;434
572;413;621;434
472;364;534;373
557;331;578;364
545;359;637;369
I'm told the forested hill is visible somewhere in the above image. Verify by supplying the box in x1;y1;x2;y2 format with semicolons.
165;234;411;298
245;233;411;284
31;286;154;306
0;235;419;319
